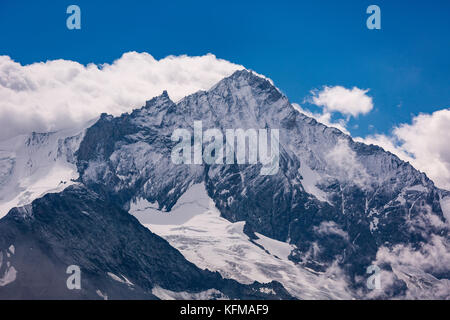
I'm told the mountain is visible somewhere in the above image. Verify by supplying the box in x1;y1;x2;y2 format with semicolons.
1;70;449;299
0;183;292;299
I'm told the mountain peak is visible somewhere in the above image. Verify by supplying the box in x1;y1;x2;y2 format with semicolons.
225;69;273;86
144;90;173;108
205;69;285;111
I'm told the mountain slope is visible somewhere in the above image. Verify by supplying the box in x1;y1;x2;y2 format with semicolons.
0;69;448;299
0;120;96;218
0;184;292;299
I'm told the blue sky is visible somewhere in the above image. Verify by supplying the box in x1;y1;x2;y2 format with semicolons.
0;0;449;138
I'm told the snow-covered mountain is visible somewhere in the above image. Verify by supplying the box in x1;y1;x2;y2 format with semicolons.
0;120;96;218
0;70;449;299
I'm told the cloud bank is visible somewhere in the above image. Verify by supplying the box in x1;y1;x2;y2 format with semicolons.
0;52;243;141
367;234;450;299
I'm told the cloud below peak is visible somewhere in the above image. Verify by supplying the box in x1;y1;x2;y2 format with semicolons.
296;84;450;191
357;108;450;191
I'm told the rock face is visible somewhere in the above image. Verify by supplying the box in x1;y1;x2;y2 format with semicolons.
0;70;448;299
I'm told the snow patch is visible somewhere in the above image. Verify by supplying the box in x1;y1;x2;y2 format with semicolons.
107;272;134;286
298;163;329;203
0;265;17;287
96;289;108;300
259;287;276;295
130;183;210;225
370;217;379;232
406;185;428;193
254;232;295;260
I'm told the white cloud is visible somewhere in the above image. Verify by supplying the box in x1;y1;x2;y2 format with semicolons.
366;234;450;299
377;235;450;275
310;86;373;117
313;221;349;240
0;52;244;141
326;139;370;187
293;85;373;135
356;108;450;191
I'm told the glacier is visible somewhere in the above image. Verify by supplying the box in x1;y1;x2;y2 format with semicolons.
132;183;354;299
